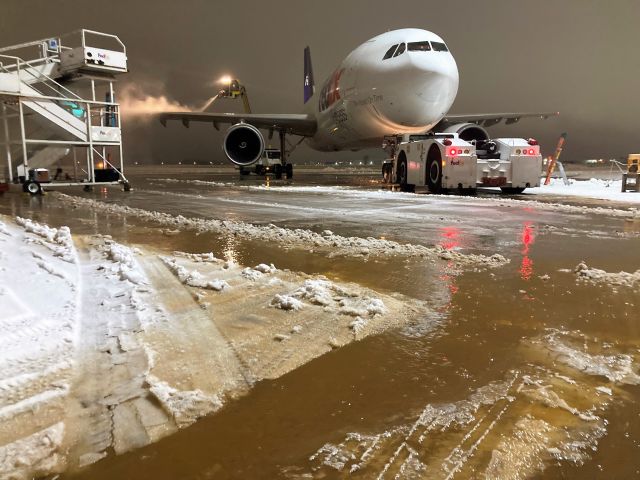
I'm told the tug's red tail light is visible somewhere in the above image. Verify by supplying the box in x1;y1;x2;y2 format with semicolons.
448;148;457;156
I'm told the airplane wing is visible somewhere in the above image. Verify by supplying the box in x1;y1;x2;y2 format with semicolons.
158;112;317;137
438;112;559;127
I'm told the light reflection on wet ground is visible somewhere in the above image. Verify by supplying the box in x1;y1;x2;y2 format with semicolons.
1;169;639;479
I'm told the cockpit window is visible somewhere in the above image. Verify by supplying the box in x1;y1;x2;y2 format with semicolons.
393;42;406;57
407;41;432;52
431;41;449;52
382;44;398;60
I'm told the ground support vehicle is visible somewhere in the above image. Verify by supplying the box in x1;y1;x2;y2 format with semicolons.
382;134;542;194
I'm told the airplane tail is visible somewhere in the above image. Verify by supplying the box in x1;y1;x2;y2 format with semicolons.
303;46;315;104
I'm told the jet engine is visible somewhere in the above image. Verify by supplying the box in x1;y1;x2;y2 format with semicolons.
441;123;490;142
223;123;265;166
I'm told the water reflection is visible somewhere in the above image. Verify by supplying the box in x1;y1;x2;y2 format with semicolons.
519;222;535;281
438;226;462;251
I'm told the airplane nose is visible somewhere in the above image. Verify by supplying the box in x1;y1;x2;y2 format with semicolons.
409;53;459;119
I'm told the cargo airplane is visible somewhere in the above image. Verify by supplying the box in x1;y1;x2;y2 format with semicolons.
159;28;556;178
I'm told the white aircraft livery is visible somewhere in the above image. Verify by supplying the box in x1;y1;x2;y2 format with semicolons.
160;28;555;171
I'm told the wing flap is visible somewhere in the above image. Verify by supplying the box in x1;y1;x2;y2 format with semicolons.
440;111;559;127
158;112;317;137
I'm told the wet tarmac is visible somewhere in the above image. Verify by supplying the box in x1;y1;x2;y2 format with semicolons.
1;168;639;479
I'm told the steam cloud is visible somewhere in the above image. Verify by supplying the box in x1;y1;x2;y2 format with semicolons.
118;83;217;121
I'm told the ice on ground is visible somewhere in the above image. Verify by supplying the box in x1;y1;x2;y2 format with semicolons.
161;256;230;291
572;261;640;288
0;422;65;480
54;193;510;267
271;294;304;311
539;330;640;385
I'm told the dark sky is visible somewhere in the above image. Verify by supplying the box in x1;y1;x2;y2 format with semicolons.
3;0;640;163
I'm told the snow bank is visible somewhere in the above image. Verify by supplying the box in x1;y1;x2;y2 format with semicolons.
147;376;223;428
573;261;640;288
161;256;229;291
54;193;509;267
16;217;75;263
527;177;640;205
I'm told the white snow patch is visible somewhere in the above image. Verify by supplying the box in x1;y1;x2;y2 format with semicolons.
349;317;368;335
254;263;277;274
161;256;229;291
573;261;640;288
15;217;75;263
270;294;304;311
595;386;613;396
99;240;147;285
0;422;65;480
147;376;223;428
527;177;640;204
0;220;11;236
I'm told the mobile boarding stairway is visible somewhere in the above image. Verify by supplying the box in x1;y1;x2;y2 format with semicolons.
0;29;130;194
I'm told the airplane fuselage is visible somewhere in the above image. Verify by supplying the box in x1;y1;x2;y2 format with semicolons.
305;29;459;151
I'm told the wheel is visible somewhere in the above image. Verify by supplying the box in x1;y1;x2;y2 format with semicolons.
395;156;409;191
285;163;293;179
500;187;526;194
25;181;42;195
382;163;393;183
274;163;283;179
123;182;131;192
426;153;444;193
239;167;250;176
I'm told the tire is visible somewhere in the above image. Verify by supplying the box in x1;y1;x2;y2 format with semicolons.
274;164;283;179
426;153;444;194
500;187;526;194
123;182;131;192
395;156;409;191
382;163;392;183
25;181;42;195
239;167;250;176
285;163;293;179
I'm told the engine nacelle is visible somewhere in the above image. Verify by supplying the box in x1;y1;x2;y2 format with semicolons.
441;123;490;143
223;123;265;166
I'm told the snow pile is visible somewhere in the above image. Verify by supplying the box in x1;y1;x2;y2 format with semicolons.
242;263;278;280
16;217;75;263
99;240;147;285
271;278;387;320
349;317;368;335
270;294;304;311
0;422;65;479
174;251;220;263
292;279;350;306
147;376;223;428
528;177;640;205
573;262;640;288
54;193;510;267
161;256;229;291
